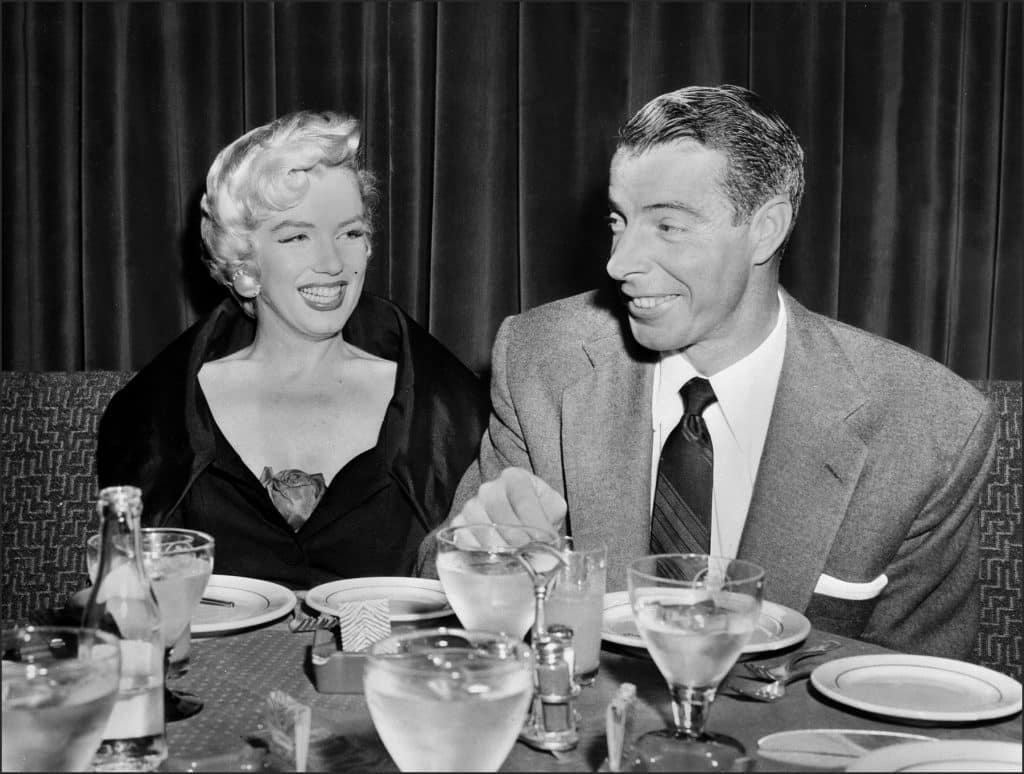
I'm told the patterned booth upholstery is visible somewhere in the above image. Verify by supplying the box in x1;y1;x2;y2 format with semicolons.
2;372;132;619
2;372;1021;678
975;380;1023;678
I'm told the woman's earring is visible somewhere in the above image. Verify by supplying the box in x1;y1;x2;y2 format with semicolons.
231;268;261;299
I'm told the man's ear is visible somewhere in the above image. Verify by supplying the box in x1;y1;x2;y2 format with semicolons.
749;197;793;266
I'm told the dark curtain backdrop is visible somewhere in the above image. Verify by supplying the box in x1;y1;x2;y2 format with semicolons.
2;1;1021;379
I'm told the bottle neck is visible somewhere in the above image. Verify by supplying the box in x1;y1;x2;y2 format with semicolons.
81;496;158;635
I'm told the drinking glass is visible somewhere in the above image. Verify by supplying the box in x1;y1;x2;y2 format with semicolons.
435;524;560;639
142;529;215;720
2;625;121;772
364;628;534;772
87;534;191;677
626;555;764;772
543;537;607;685
87;528;215;721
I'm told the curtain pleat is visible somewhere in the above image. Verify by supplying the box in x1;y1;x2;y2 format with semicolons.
948;2;1002;377
382;2;437;324
429;2;521;362
519;4;630;310
2;1;1020;380
242;4;277;128
990;1;1023;378
891;3;962;362
751;2;847;318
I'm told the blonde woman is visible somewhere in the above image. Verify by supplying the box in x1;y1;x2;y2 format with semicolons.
98;111;488;588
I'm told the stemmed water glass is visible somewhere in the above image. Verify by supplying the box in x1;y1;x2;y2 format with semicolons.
364;628;534;772
626;554;764;772
141;529;215;720
435;524;560;640
88;528;215;721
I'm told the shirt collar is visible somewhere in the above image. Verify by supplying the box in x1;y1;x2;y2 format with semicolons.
658;292;788;455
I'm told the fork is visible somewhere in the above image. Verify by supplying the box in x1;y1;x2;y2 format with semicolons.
288;612;338;633
728;666;816;702
743;639;842;682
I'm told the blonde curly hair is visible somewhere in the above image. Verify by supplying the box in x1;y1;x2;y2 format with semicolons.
200;110;379;315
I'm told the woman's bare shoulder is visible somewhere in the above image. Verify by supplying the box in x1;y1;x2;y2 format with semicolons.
341;340;394;365
336;343;396;380
196;353;262;397
201;344;257;369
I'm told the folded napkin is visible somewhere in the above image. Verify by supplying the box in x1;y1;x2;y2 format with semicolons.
606;683;637;772
335;599;390;652
264;691;312;772
261;691;389;771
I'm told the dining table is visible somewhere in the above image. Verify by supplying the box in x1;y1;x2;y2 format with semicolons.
162;616;1023;772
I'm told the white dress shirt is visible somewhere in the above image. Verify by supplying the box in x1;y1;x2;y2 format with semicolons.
650;294;788;558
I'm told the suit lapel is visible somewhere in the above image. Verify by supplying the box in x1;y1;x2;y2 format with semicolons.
562;331;655;591
738;294;868;612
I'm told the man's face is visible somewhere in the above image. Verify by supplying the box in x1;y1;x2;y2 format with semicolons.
606;141;770;370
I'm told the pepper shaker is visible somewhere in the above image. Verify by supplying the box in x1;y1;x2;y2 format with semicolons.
519;634;579;752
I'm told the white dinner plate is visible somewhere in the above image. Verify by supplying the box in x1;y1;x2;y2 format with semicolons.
811;655;1024;723
191;575;297;636
846;740;1023;772
601;591;811;654
305;577;453;624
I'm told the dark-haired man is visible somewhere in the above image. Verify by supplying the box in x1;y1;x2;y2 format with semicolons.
429;84;996;659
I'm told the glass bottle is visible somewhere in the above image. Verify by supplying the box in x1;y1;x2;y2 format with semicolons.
82;485;167;771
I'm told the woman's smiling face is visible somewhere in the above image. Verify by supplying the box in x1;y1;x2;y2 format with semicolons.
251;165;370;341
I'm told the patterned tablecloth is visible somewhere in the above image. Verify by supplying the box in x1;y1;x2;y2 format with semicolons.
164;623;1022;772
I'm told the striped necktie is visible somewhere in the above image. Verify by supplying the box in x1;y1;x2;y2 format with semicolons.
649;377;717;555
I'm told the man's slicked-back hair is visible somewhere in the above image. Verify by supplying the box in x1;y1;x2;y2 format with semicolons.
617;85;804;249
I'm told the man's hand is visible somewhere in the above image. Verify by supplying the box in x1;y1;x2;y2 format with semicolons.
451;467;567;532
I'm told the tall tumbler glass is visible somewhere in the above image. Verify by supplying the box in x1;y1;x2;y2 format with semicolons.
543;537;607;685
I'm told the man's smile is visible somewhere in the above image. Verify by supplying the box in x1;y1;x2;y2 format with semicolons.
624;293;682;317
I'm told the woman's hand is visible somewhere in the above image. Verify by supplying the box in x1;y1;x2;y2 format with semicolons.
451;467;567;532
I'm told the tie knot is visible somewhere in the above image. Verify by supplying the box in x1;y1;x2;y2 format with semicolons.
681;377;716;417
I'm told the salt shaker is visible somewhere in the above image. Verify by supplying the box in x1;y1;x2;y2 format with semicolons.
519;634;579;752
545;624;580;696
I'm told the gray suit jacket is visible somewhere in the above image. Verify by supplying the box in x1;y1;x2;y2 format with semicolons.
438;286;997;659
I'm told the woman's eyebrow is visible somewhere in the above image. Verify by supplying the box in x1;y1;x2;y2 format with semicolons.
270;216;365;233
269;219;315;233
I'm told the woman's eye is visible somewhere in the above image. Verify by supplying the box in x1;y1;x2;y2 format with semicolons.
341;229;366;240
278;234;308;244
657;223;686;234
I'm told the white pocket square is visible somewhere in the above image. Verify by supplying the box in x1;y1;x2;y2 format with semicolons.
814;573;888;600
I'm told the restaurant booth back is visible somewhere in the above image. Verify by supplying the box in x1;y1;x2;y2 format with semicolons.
2;371;1021;680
